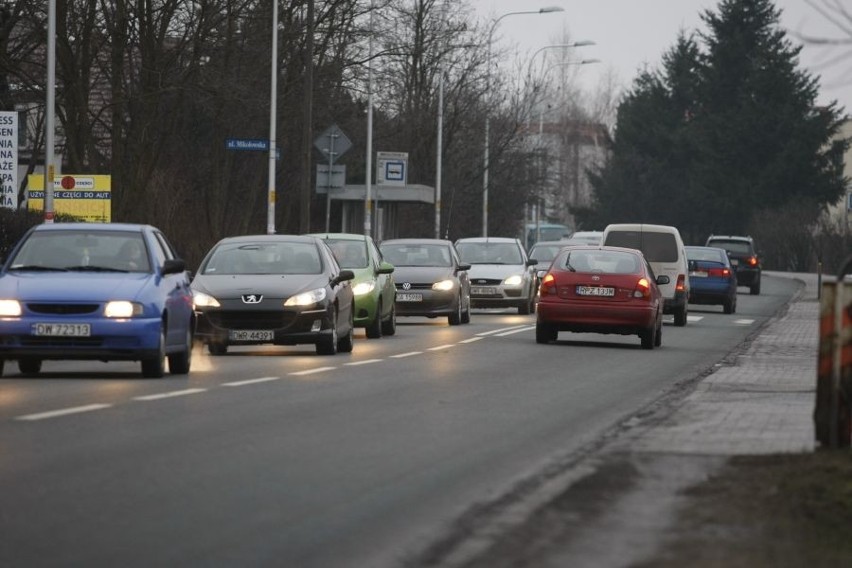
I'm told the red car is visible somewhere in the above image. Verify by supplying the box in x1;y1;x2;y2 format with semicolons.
535;246;669;349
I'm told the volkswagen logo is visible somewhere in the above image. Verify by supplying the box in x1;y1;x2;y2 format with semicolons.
242;294;263;304
402;282;411;290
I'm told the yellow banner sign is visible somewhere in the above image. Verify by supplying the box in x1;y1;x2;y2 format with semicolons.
27;174;112;222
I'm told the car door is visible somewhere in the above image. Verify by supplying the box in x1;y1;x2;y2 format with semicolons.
451;244;471;308
152;230;193;347
369;238;395;319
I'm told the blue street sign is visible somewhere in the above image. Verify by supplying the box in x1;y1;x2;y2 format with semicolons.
225;138;280;159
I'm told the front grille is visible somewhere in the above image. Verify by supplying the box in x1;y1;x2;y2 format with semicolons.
27;303;100;315
471;278;502;286
206;310;296;330
396;283;433;291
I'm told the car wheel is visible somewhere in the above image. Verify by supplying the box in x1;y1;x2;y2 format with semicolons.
168;327;193;375
536;322;557;344
461;299;471;324
208;342;227;356
365;301;383;339
448;294;462;325
723;297;734;315
640;323;655;350
750;278;761;295
654;317;662;347
141;327;166;378
674;304;688;327
18;357;42;376
381;303;397;336
338;309;354;353
316;309;339;355
518;295;531;315
0;359;4;378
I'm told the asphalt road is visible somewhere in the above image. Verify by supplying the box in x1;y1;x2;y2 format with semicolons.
0;276;797;568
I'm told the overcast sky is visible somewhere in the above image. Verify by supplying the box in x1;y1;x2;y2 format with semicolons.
472;0;852;114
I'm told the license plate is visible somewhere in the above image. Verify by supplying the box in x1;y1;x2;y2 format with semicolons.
471;286;497;295
33;323;91;337
229;330;274;341
690;271;708;278
576;286;615;297
730;259;739;266
397;293;423;302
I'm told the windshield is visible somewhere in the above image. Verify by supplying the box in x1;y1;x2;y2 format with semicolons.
380;243;451;267
9;230;151;273
559;250;639;274
456;242;523;265
324;239;369;269
529;244;563;263
202;241;322;275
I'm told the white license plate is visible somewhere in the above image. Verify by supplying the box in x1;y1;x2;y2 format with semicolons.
229;330;274;341
397;293;423;302
690;271;708;278
576;286;615;297
471;286;497;295
33;323;91;337
730;259;739;266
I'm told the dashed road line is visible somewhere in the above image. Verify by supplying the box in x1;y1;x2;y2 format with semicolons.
134;388;207;401
289;366;336;376
476;325;528;337
428;344;455;351
460;337;484;344
735;319;755;325
390;351;423;358
345;359;383;366
494;325;536;337
687;315;704;322
223;376;282;387
15;403;113;421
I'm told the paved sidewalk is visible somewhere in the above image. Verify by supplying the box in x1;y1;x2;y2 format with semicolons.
622;270;818;455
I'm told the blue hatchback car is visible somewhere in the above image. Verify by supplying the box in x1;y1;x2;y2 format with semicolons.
0;223;194;378
685;245;738;314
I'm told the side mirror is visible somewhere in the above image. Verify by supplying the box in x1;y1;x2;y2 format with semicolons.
334;269;355;285
457;263;471;272
536;269;548;279
656;275;671;286
526;258;537;266
377;261;394;275
162;258;186;276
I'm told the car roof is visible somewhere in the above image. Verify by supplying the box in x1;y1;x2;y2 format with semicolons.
307;232;368;242
32;222;153;232
557;245;644;256
214;234;322;245
706;235;752;242
380;238;452;245
455;237;519;243
603;223;682;234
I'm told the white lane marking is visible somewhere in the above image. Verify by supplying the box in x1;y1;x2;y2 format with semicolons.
15;403;112;422
428;344;455;351
735;319;755;325
390;351;422;358
223;376;282;387
494;325;536;337
289;366;336;376
459;337;484;344
345;359;383;366
134;388;207;401
476;325;528;337
687;315;704;322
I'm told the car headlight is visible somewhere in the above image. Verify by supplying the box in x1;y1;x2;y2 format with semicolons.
285;288;327;307
503;274;523;287
432;279;455;291
104;301;143;318
192;291;221;309
352;281;376;296
0;299;22;317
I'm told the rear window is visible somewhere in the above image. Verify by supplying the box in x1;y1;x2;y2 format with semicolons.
707;240;752;255
604;230;678;263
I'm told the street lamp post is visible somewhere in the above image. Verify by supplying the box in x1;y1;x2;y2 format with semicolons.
483;6;563;238
44;0;56;223
267;0;278;234
364;0;374;238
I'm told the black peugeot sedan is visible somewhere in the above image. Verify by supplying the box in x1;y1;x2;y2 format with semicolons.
191;235;355;355
378;238;471;325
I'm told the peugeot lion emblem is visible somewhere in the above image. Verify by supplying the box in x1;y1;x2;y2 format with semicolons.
402;282;411;290
242;294;263;304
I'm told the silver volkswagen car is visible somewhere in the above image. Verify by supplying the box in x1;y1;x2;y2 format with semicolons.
455;237;537;314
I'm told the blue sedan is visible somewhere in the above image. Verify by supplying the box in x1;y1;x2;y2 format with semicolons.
685;245;737;314
0;223;194;378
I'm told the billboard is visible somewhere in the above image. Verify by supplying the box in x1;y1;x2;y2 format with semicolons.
0;111;18;209
27;174;112;222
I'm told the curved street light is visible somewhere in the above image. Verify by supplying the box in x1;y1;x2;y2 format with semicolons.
483;6;564;238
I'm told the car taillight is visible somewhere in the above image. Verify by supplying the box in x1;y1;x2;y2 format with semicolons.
746;256;758;266
540;273;556;295
707;267;730;277
634;277;651;299
676;274;686;292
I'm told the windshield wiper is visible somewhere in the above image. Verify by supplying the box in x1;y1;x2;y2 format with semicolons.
8;265;69;272
64;265;129;273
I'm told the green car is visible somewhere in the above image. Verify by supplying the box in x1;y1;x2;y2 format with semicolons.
310;233;397;338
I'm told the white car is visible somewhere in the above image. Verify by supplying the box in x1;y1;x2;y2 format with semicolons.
455;237;537;314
